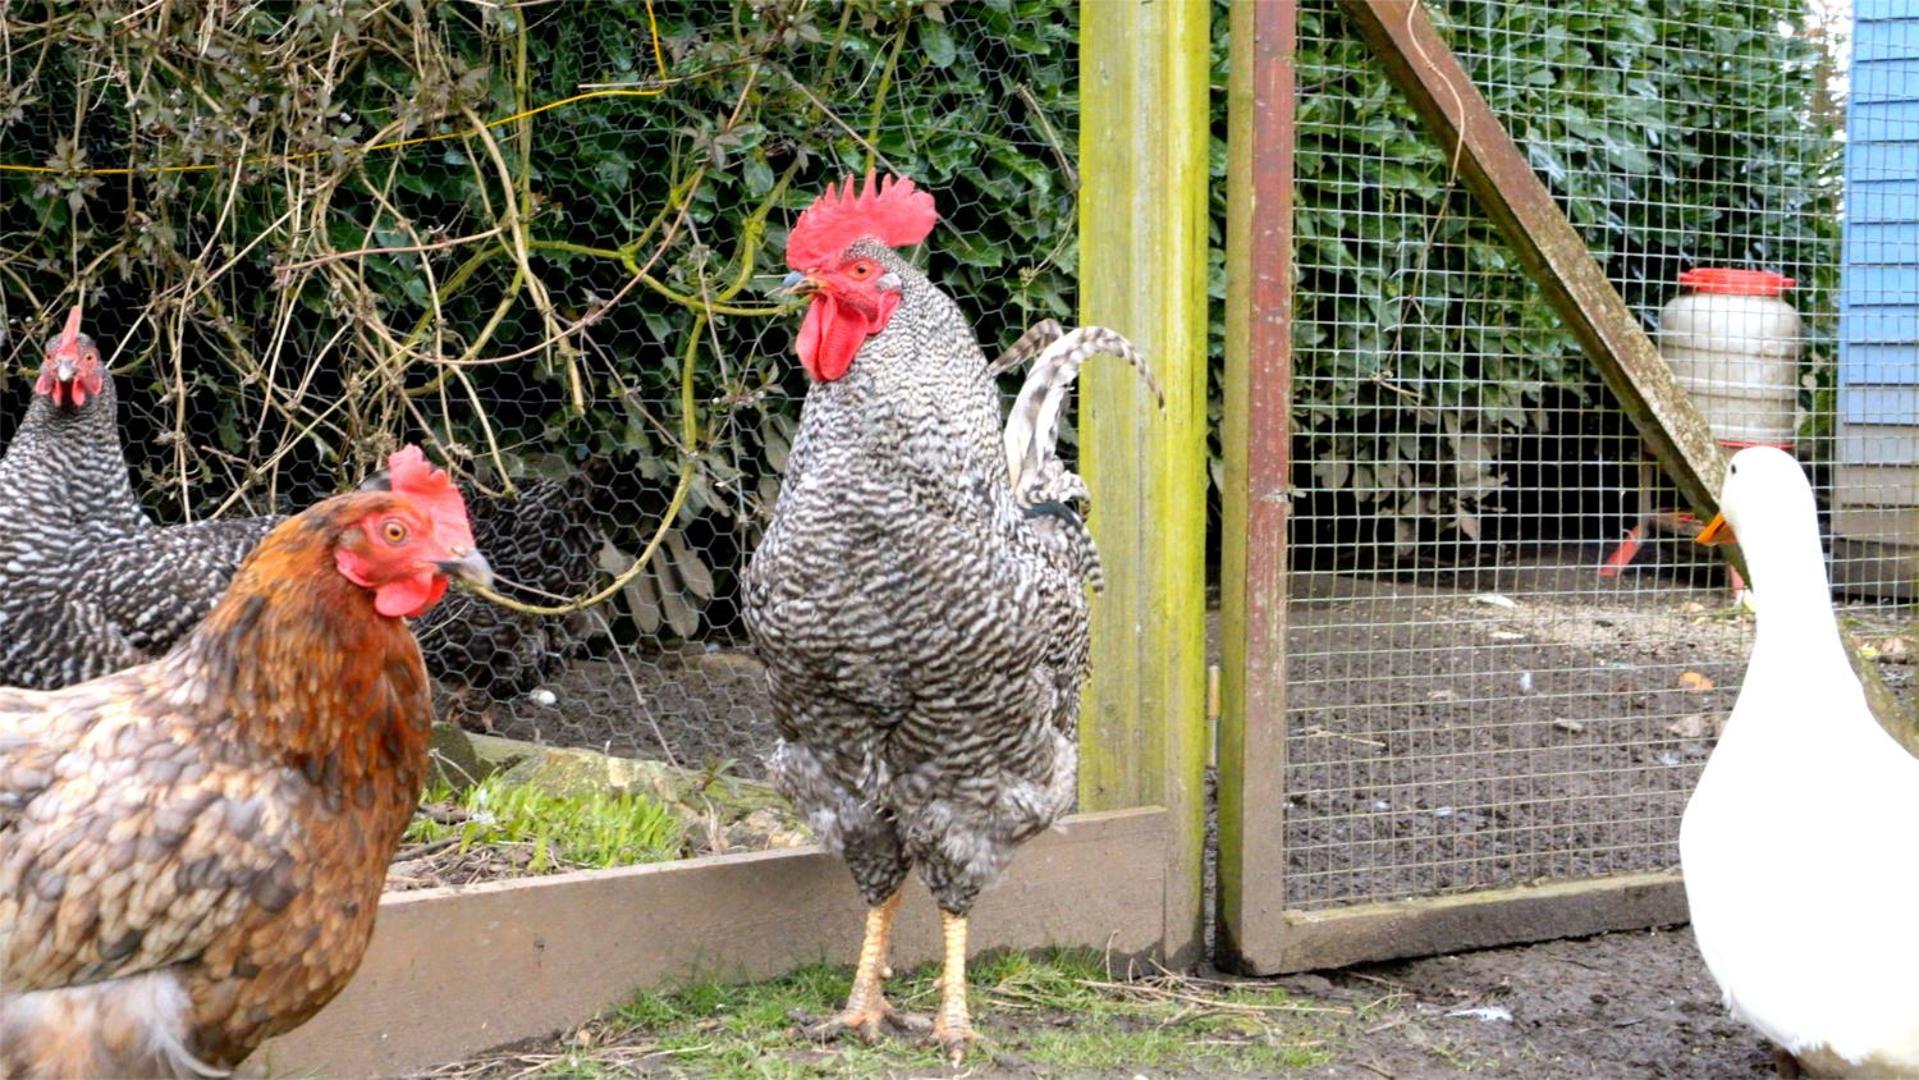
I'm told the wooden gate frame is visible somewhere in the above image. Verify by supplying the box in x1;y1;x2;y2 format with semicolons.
1216;0;1918;975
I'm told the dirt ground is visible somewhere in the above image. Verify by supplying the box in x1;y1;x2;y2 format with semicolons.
1278;545;1753;908
1295;927;1773;1077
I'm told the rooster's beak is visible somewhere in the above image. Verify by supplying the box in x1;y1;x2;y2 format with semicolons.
435;549;494;588
1696;512;1734;547
777;271;819;297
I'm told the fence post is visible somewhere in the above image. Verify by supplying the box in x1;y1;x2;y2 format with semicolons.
1078;0;1212;965
1217;0;1296;974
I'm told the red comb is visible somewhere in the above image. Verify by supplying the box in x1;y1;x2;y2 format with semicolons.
387;446;475;553
55;306;82;352
786;173;938;270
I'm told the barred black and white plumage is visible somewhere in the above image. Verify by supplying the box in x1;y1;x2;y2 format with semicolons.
0;316;279;689
0;310;610;706
742;174;1158;1059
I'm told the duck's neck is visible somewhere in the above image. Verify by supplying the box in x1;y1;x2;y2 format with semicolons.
1744;528;1848;680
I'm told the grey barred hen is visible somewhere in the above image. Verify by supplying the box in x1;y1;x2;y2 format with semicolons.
742;174;1159;1062
0;309;610;716
0;308;277;689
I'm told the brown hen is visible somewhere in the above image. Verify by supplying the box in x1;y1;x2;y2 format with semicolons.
0;445;490;1078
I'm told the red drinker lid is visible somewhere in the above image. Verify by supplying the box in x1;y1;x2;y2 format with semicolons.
1677;267;1796;297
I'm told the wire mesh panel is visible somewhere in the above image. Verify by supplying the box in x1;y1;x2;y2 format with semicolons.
1283;0;1859;911
0;2;1078;823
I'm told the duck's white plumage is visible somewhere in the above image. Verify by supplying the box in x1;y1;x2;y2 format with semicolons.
1680;445;1919;1076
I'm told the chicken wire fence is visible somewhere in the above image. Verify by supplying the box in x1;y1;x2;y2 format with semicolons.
1277;0;1886;912
0;2;1078;784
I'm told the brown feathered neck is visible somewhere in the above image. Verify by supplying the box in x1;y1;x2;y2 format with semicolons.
170;492;434;790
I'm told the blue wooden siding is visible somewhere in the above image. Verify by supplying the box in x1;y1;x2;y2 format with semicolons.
1841;3;1919;463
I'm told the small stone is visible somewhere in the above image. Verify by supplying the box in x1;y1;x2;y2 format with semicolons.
1552;718;1586;734
1665;713;1720;739
1677;671;1714;692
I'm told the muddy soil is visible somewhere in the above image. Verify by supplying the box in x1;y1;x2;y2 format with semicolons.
1294;927;1773;1077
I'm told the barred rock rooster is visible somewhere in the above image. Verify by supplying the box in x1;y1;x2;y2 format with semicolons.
0;309;609;720
0;446;490;1077
743;174;1159;1061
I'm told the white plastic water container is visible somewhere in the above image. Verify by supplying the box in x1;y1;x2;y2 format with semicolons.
1658;268;1802;447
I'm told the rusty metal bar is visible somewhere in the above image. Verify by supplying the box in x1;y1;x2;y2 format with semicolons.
1217;0;1297;974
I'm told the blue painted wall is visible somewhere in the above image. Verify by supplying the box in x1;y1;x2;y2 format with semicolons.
1842;1;1919;442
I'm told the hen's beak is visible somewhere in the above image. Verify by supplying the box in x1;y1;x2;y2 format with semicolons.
777;271;820;297
50;305;84;381
1696;512;1734;547
435;549;494;588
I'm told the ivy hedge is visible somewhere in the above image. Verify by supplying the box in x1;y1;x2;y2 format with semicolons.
0;0;1837;623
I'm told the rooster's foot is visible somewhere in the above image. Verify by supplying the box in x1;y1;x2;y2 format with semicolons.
803;1001;929;1044
931;1013;976;1066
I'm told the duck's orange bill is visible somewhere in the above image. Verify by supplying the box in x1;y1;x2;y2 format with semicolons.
1696;512;1734;547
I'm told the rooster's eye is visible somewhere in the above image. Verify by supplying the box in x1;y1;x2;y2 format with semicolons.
382;521;408;545
847;260;877;280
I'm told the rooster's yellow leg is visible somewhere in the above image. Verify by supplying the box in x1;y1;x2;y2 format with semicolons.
932;910;976;1063
806;889;925;1042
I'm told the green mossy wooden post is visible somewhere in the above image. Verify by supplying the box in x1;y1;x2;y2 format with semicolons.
1078;0;1211;965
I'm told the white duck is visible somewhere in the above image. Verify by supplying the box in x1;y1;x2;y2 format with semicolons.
1682;445;1919;1076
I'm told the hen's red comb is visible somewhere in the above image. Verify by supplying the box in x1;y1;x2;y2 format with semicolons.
786;173;938;270
387;446;475;553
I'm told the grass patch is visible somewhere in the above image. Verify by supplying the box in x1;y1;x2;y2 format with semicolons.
434;947;1342;1077
405;776;684;874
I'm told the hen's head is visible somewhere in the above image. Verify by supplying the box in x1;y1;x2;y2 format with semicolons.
334;446;492;618
781;173;938;382
35;306;107;412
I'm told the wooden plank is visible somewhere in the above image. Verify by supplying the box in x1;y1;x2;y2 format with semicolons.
1843;385;1919;423
1844;308;1919;343
1843;223;1919;267
1843;264;1919;308
1342;0;1919;759
1267;871;1688;974
1835;462;1919;503
1837;346;1919;387
1832;536;1919;604
1077;0;1211;967
1851;182;1919;223
258;808;1168;1077
1217;0;1296;976
1833;504;1919;545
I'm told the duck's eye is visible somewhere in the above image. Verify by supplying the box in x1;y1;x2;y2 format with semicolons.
847;260;878;280
1729;462;1739;477
382;520;409;545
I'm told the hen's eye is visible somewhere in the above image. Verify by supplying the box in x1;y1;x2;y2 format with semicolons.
382;520;409;545
848;260;877;280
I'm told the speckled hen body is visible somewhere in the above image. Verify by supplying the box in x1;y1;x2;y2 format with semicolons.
0;454;488;1078
742;175;1143;1059
0;313;276;690
746;237;1090;915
